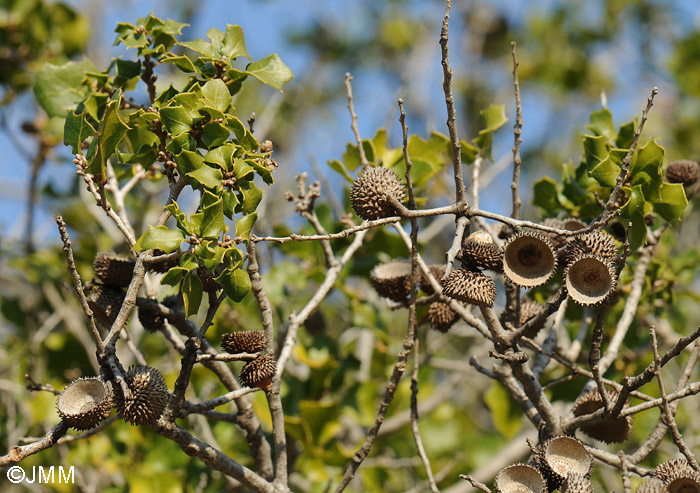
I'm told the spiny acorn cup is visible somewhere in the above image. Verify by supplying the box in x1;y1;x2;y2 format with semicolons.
137;301;164;332
565;254;617;306
499;298;544;332
350;167;406;220
494;464;546;493
542;217;567;249
636;478;668;493
93;253;136;288
370;260;413;302
560;473;594;493
502;231;557;287
221;330;269;354
533;436;593;491
566;231;618;264
459;231;503;272
441;269;497;307
428;301;458;333
419;264;446;295
56;377;112;431
653;459;700;493
114;365;169;426
239;355;276;390
572;388;633;443
666;159;700;187
87;283;125;329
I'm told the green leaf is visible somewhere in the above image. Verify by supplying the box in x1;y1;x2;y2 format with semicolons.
179;38;217;57
627;212;648;251
194;193;225;238
327;159;353;182
87;98;129;179
590;155;620;187
182;271;203;317
620;185;646;218
654;183;688;223
202;79;233;112
161;55;197;73
236;213;257;240
201;123;231;149
175;149;205;176
160;267;185;287
159;105;194;135
223;189;240;219
134;226;185;253
205;144;235;170
532;176;561;212
240;181;263;214
64;110;96;154
166;201;194;235
582;134;608;171
187;164;223;189
221;25;250;59
587;108;616;142
616;120;636;148
245;54;294;91
473;104;508;160
216;266;251;302
34;58;97;118
114;59;142;88
631;140;665;202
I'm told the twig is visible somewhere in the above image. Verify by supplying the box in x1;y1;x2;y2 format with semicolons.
619;451;632;493
247;240;275;354
0;421;70;466
196;353;260;362
410;339;439;493
459;475;491;493
19;416;119;445
25;374;60;395
179;388;258;417
344;73;370;169
510;42;523;220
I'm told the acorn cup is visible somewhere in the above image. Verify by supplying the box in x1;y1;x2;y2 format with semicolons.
138;301;165;332
370;260;414;302
572;388;633;443
666;160;700;187
533;436;593;491
441;269;497;307
56;377;112;431
239;355;277;390
86;283;126;329
635;478;668;493
499;298;545;333
458;230;503;272
114;365;169;426
653;459;700;493
502;231;557;287
494;464;546;493
428;301;458;333
221;330;269;354
93;253;136;287
419;264;446;295
565;254;617;306
560;472;594;493
350;167;406;220
566;231;618;264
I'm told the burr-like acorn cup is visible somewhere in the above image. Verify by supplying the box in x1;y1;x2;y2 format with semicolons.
87;283;126;329
653;459;700;492
56;377;112;431
565;254;617;306
459;230;503;272
221;330;269;354
441;269;497;307
572;388;633;443
566;231;618;263
115;365;169;426
502;231;557;287
499;298;544;332
494;464;546;493
534;436;593;491
635;478;668;493
419;264;446;294
239;355;277;390
370;260;414;302
93;253;136;287
138;302;164;332
428;301;457;333
666;160;700;187
350;167;406;220
560;473;594;493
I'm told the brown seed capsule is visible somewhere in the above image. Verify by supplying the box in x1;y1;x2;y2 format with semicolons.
494;464;546;493
441;269;497;307
87;283;126;329
502;231;557;287
560;473;594;493
114;365;169;426
420;264;446;294
500;298;544;333
137;301;164;332
370;260;413;302
635;478;668;493
56;377;112;431
350;167;406;220
667;160;700;187
221;330;269;354
239;355;277;390
653;459;700;492
93;253;136;287
459;230;503;272
428;301;457;333
566;231;618;263
565;254;617;306
572;388;633;443
533;436;593;491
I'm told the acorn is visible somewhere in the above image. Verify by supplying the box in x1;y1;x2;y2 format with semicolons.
560;472;594;493
565;254;617;306
87;283;125;329
239;355;277;390
114;365;169;426
428;301;457;333
370;260;414;302
419;264;446;294
441;269;497;307
56;377;112;431
566;231;618;263
502;231;557;287
572;388;633;443
494;464;546;493
93;253;135;287
221;330;269;354
635;478;668;493
666;160;700;187
459;230;503;272
350;167;406;220
533;436;593;491
653;459;700;492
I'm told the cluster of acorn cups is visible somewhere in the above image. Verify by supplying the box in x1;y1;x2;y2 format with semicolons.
220;330;277;390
